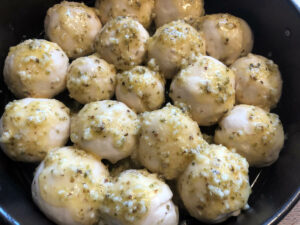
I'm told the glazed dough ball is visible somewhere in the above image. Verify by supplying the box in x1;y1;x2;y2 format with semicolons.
70;100;140;163
214;105;284;167
32;147;109;225
187;13;253;65
67;54;116;104
154;0;205;28
148;20;206;79
170;55;235;126
230;54;282;110
3;39;69;98
178;144;251;223
99;170;179;225
138;103;207;180
0;98;70;162
95;0;154;28
95;17;149;70
116;65;165;113
45;1;102;58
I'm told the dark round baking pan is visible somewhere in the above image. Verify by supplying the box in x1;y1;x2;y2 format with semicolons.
0;0;300;224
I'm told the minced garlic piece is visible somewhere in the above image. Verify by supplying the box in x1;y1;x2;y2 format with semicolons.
0;98;70;162
178;144;251;223
70;100;140;163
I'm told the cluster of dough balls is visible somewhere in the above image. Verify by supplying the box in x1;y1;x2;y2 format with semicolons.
187;13;253;65
0;98;70;162
170;55;235;126
148;20;206;79
178;144;251;223
95;0;155;28
1;0;287;224
45;1;102;58
99;170;179;225
231;54;282;110
66;54;116;104
95;16;149;70
33;147;179;225
70;100;140;163
32;147;109;225
116;65;165;113
4;39;69;98
138;103;207;180
215;105;285;167
154;0;205;27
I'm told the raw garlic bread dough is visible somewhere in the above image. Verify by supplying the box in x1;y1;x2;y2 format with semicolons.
4;39;69;98
99;170;179;225
67;54;116;104
95;0;155;28
170;55;235;126
148;20;206;79
154;0;205;27
32;147;109;225
116;65;165;113
138;103;207;180
230;53;282;110
0;1;286;224
0;98;70;162
214;105;284;167
95;16;149;70
70;100;140;163
45;1;102;58
178;144;251;223
186;13;253;65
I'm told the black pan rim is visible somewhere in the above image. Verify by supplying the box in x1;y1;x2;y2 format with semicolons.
265;187;300;225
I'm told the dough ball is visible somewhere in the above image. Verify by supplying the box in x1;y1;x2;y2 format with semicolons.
116;65;165;113
178;144;251;223
187;13;253;65
95;16;149;70
170;55;235;126
154;0;204;27
67;54;116;104
0;98;70;162
148;20;206;79
230;53;282;110
95;0;154;28
214;105;285;167
70;100;140;163
99;169;179;225
45;1;102;58
138;103;207;180
32;146;109;225
3;39;69;98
